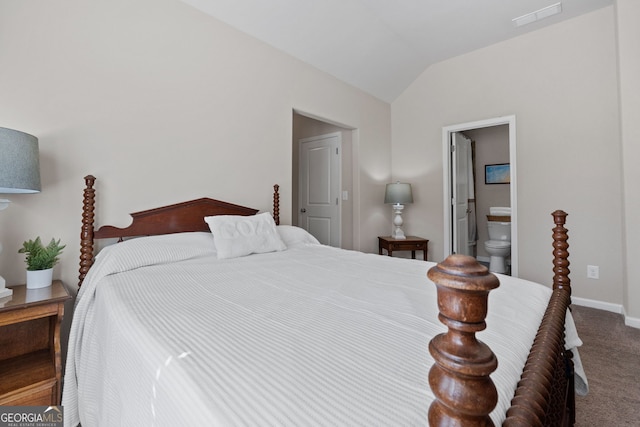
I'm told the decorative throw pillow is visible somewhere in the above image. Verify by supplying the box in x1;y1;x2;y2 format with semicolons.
276;225;320;247
205;212;286;259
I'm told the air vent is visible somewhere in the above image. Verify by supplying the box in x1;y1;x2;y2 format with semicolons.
512;2;562;27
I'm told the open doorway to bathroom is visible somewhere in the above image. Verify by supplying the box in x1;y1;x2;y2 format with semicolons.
442;116;518;277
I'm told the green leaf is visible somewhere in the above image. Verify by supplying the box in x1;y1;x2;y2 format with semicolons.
18;237;65;271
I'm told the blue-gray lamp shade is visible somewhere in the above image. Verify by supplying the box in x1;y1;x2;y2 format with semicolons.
0;127;41;194
384;182;413;205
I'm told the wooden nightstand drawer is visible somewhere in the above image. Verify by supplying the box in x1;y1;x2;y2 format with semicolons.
378;236;429;261
387;241;425;251
0;281;70;406
0;378;57;406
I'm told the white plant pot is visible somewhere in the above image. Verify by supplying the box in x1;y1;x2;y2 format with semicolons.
26;268;53;289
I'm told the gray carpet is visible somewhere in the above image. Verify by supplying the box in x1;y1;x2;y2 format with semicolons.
571;305;640;426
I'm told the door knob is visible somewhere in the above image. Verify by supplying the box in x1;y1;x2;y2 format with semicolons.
300;208;307;213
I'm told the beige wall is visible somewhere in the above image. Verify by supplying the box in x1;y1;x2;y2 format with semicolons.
0;0;390;293
392;7;626;313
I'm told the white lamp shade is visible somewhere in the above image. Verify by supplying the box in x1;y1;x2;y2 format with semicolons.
0;127;41;194
384;182;413;205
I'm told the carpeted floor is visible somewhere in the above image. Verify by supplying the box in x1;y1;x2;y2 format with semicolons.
571;305;640;426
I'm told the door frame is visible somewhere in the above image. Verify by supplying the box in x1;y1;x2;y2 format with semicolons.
442;115;518;277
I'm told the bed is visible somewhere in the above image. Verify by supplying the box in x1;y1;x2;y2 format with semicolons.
63;175;586;426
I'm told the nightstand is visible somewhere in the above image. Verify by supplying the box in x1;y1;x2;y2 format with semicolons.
378;236;429;261
0;280;71;406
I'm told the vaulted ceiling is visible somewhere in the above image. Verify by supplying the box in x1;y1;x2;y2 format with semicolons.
179;0;613;102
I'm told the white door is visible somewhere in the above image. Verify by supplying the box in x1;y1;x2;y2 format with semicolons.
298;133;341;247
452;132;472;255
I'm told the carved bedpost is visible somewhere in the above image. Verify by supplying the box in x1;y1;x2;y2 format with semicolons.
78;175;96;288
551;210;570;295
273;184;280;225
427;254;500;427
504;210;573;426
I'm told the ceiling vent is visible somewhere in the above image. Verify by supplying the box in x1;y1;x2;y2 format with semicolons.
512;2;563;27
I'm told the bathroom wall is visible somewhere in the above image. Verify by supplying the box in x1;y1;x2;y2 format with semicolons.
464;125;510;260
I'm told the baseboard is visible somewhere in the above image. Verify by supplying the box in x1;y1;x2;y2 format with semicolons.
572;296;640;329
624;316;640;329
571;297;623;313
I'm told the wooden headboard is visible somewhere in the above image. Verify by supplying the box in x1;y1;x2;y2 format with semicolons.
79;175;280;287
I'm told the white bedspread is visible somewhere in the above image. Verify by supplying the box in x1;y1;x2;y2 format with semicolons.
63;232;585;426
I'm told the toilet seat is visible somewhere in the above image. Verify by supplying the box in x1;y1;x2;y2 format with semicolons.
485;240;511;249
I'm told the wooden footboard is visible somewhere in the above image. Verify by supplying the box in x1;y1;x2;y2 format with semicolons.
504;211;574;427
427;210;573;426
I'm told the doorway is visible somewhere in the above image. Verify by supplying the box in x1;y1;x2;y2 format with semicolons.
442;116;518;277
292;111;355;249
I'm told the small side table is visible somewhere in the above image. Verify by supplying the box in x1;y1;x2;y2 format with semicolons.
378;236;428;261
0;280;70;406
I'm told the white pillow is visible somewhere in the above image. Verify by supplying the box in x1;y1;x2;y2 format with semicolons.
205;212;286;259
277;225;320;247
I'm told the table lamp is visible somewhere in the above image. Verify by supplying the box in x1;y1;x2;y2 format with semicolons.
384;182;413;240
0;127;41;298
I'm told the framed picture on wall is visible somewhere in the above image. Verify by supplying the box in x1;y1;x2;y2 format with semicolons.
485;163;510;184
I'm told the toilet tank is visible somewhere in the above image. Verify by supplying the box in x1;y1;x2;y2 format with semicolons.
487;221;511;241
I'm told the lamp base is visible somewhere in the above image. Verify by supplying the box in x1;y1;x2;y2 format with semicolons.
391;229;407;240
0;275;12;299
391;204;407;240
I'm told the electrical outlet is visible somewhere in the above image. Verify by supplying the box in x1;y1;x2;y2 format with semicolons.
587;265;599;279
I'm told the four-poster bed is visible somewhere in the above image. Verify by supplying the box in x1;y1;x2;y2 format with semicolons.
64;175;581;426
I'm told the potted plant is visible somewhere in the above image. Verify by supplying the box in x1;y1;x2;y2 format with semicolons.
18;237;65;289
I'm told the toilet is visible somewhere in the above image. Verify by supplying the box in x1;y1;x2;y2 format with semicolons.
485;207;511;274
